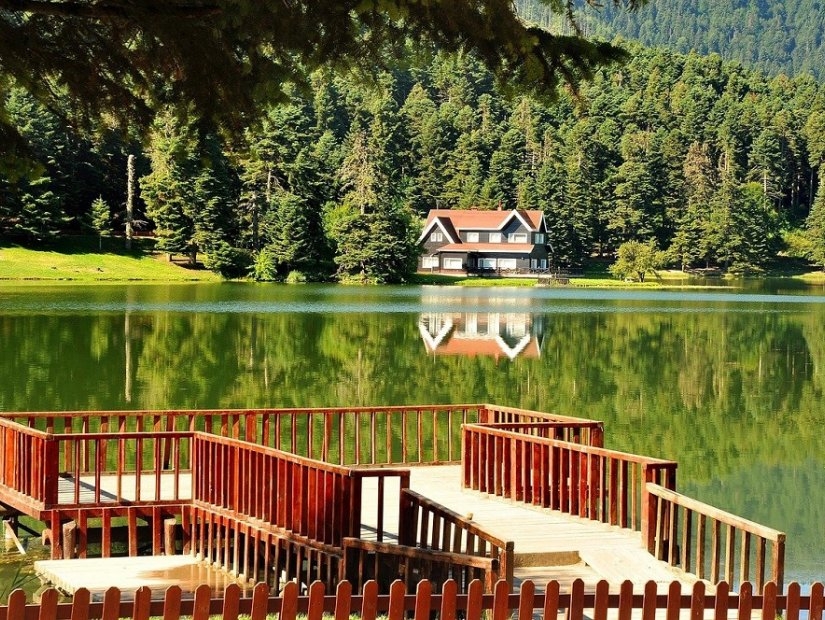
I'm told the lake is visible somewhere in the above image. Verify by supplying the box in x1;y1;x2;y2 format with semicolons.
1;281;824;589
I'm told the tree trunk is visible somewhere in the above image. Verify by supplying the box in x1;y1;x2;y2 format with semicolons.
125;154;135;250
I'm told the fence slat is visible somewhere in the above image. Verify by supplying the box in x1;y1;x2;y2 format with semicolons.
361;580;379;620
249;582;270;620
162;586;183;620
810;583;825;620
7;579;825;620
69;587;90;620
737;581;753;620
387;580;407;620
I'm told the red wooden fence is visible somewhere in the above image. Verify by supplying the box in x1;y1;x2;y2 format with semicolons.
398;488;514;584
0;418;52;511
462;422;677;534
2;579;821;620
191;433;410;547
648;483;786;592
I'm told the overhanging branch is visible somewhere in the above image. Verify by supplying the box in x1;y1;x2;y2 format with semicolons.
0;0;221;20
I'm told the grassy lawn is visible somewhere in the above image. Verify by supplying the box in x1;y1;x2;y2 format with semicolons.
0;239;220;282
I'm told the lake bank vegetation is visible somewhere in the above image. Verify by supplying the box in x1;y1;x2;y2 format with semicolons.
3;42;825;283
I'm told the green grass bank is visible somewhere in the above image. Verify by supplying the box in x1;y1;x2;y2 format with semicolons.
2;240;824;286
0;239;220;282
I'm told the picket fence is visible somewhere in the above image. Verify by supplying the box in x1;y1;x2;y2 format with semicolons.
2;578;823;620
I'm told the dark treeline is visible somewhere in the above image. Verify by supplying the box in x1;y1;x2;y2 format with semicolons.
517;0;825;82
3;41;825;279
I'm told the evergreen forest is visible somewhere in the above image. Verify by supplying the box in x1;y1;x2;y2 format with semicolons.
4;41;825;281
517;0;825;82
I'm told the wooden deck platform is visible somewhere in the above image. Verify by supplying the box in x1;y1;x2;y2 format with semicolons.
360;465;704;593
34;555;252;600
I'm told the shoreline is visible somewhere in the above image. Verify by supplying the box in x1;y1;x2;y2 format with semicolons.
2;244;823;287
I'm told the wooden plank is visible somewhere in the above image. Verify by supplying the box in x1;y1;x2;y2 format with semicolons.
34;555;254;599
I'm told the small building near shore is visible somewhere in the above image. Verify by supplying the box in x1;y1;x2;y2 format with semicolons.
418;208;551;274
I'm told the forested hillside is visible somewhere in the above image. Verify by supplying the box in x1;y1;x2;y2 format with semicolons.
3;41;825;280
515;0;825;81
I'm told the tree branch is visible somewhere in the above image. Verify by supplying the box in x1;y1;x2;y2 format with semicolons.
0;0;221;20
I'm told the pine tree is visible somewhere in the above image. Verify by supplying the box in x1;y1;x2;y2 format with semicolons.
88;196;110;250
805;173;825;269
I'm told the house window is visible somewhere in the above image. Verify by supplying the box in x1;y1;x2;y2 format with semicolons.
489;233;502;243
508;233;528;243
422;256;439;268
480;258;497;270
443;258;463;270
498;258;517;270
534;233;545;244
430;231;444;242
466;232;479;242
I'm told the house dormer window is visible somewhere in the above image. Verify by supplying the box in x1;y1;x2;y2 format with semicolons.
508;233;528;243
534;233;545;244
466;232;479;242
489;232;501;243
430;232;444;242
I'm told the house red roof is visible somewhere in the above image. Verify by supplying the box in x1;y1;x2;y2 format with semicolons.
431;337;542;359
423;209;543;232
435;243;535;254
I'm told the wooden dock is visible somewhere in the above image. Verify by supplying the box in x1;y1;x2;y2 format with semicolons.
0;404;786;597
34;555;251;600
360;465;702;592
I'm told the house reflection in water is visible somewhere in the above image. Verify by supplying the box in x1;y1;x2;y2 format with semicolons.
418;312;545;360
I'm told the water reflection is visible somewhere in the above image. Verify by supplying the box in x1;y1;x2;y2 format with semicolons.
1;283;825;585
419;312;544;360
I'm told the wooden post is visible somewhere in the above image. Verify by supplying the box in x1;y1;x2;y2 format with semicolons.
62;521;77;559
164;517;177;556
773;533;786;593
128;508;138;556
591;424;605;448
43;437;59;506
642;465;656;554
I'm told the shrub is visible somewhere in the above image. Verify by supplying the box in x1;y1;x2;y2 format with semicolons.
203;242;253;279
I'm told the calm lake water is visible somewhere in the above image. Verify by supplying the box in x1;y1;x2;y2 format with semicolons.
1;281;824;589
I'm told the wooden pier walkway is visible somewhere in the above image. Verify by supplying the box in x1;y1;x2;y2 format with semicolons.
0;404;786;598
361;465;701;592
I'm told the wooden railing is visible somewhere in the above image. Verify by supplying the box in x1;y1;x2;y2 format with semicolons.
342;539;500;593
186;504;344;591
0;418;53;508
48;431;192;507
1;403;599;466
462;424;677;546
398;489;514;585
648;483;786;591
191;433;410;547
3;579;821;620
479;405;604;446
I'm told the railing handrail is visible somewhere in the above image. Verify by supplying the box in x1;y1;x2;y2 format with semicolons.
343;538;499;571
479;422;604;430
49;430;193;441
192;502;345;557
0;417;50;438
463;423;677;467
193;432;357;476
401;488;512;550
0;404;488;421
481;404;602;425
647;483;785;542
